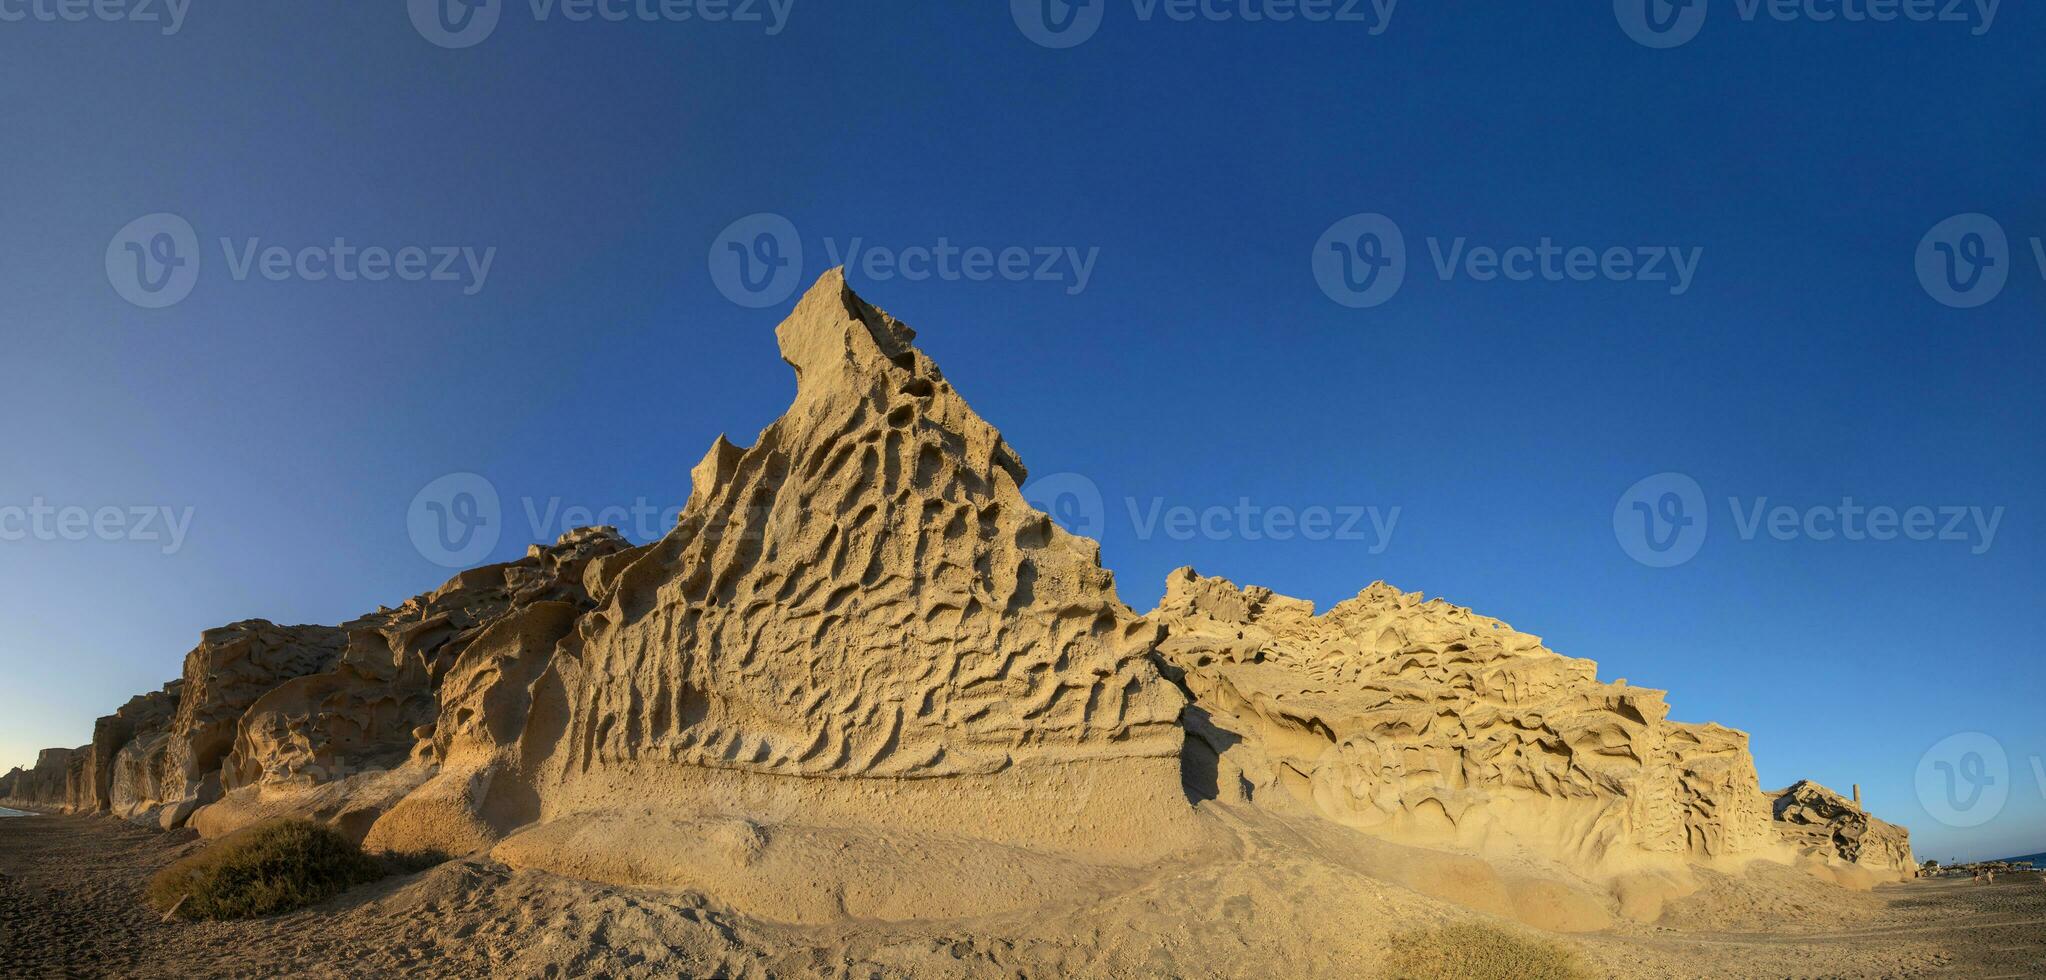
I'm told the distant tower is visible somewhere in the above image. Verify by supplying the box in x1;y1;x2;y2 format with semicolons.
1853;783;1862;807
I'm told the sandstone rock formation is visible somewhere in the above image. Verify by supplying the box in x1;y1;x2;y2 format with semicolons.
86;683;180;815
132;622;352;827
1148;568;1815;922
0;746;84;811
1772;780;1915;881
194;527;638;840
381;273;1211;920
1;270;1916;932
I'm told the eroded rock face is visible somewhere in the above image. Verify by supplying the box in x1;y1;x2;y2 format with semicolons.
1152;569;1780;884
450;273;1205;907
81;684;181;814
223;528;634;796
6;270;1922;930
133;622;352;826
1772;780;1914;877
191;530;635;842
562;273;1182;782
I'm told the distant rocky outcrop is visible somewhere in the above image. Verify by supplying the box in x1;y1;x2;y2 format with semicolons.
1771;780;1915;880
0;747;85;811
2;270;1915;930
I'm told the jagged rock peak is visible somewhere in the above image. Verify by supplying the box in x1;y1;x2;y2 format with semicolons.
550;270;1183;785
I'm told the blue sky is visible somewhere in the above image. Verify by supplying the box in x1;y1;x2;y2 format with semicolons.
1;2;2040;861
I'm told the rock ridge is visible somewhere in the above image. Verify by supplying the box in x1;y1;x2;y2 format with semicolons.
1;270;1915;930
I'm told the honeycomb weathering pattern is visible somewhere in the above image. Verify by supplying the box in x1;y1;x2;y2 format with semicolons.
1148;568;1890;877
554;270;1185;782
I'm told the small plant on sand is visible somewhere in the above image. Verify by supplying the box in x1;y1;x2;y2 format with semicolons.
1380;922;1591;980
147;819;384;920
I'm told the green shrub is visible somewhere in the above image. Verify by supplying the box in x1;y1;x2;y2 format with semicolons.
1381;922;1591;980
147;819;384;920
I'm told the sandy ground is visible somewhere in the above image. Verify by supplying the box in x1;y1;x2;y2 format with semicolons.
2;813;2042;979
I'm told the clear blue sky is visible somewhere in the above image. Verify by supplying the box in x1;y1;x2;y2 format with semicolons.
1;4;2039;862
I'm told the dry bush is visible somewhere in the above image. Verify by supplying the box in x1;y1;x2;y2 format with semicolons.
147;819;384;921
1381;922;1591;980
